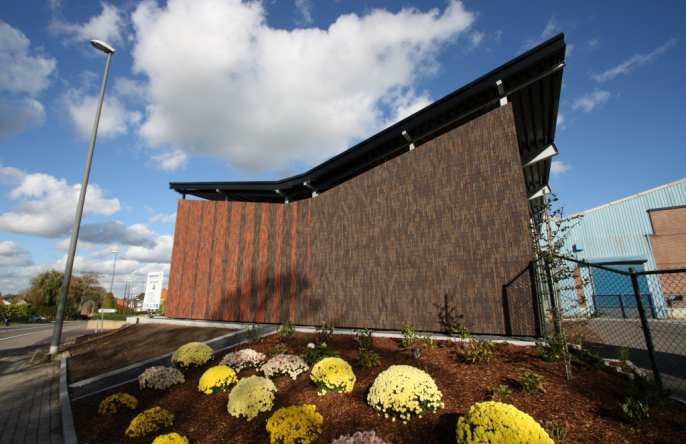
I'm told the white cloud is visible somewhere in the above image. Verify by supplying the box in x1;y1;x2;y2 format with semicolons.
130;0;476;172
123;235;173;263
572;89;610;114
295;0;313;25
78;221;157;247
0;21;56;96
0;20;56;139
551;160;571;176
114;77;149;101
89;245;122;258
50;2;125;45
0;98;45;140
55;238;100;251
148;212;176;224
556;112;565;130
0;166;121;238
63;90;141;140
0;241;33;267
521;17;558;52
591;39;677;82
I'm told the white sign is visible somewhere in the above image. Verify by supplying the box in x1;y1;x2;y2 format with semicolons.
98;308;117;313
143;271;164;310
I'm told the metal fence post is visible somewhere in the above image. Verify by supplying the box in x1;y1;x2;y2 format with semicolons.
629;267;663;390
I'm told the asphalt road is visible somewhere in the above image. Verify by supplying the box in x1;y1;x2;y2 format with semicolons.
0;321;91;361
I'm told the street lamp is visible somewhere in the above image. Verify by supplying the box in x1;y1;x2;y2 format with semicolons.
109;249;119;293
50;40;115;356
125;278;132;314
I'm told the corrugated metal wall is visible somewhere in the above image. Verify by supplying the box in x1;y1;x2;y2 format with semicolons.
557;178;686;317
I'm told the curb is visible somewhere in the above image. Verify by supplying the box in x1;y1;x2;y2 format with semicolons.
68;325;277;400
60;356;78;444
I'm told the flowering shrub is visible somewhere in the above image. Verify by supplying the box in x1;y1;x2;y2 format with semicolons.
97;393;137;415
310;357;356;394
266;405;323;444
198;366;238;395
367;365;444;422
171;342;213;368
262;354;309;380
125;407;174;438
228;375;277;421
455;401;553;443
330;430;388;444
219;348;266;372
152;432;189;444
139;366;185;390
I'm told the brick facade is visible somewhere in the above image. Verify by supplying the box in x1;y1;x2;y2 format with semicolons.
650;207;686;296
166;104;540;335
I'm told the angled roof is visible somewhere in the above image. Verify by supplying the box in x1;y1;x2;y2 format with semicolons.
170;34;566;210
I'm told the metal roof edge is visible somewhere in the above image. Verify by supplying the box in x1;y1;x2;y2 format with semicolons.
569;177;686;217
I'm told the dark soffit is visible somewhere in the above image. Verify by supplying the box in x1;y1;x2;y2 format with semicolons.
170;34;566;206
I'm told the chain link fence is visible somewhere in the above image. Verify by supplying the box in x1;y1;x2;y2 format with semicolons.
537;256;686;401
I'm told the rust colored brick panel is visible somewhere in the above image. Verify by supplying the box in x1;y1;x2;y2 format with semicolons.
206;202;229;319
166;104;537;335
192;201;216;319
166;200;191;318
178;201;203;315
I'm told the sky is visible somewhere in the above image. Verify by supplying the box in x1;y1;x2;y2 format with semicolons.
0;0;684;297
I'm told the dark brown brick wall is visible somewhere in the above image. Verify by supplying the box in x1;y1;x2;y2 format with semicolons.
649;208;686;295
166;104;538;335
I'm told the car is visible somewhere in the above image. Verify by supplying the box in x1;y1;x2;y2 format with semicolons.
28;314;43;322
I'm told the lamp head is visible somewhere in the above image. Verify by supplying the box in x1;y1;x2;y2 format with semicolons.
90;40;116;55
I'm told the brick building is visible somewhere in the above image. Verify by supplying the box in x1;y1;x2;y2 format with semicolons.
164;35;568;336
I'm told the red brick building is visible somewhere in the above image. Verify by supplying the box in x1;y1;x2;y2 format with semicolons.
164;35;567;336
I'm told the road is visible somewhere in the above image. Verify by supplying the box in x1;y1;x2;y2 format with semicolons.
0;321;91;361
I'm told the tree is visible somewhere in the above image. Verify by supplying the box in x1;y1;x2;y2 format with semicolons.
103;293;116;309
530;193;586;380
28;270;63;306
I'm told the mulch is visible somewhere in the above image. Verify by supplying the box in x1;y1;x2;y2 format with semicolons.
71;331;686;443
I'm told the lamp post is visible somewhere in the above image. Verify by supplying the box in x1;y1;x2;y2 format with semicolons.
125;278;132;314
109;249;119;293
50;40;115;356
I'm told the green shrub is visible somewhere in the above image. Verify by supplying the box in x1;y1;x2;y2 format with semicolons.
270;343;289;357
466;340;494;365
518;368;546;394
491;384;512;401
617;347;630;372
620;371;670;429
621;397;650;429
421;333;436;350
357;348;381;368
543;421;568;441
580;349;606;371
301;347;340;365
354;328;374;350
278;321;296;343
315;321;334;344
400;322;419;348
536;333;565;363
245;324;263;343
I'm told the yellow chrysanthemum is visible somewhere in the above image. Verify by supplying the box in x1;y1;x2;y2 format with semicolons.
456;401;554;444
228;375;277;421
152;432;190;444
171;342;213;368
310;357;356;394
367;365;443;421
198;365;238;395
125;407;174;438
266;405;323;444
97;393;138;415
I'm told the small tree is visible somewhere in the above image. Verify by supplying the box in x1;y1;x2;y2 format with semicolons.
530;193;587;380
103;293;116;309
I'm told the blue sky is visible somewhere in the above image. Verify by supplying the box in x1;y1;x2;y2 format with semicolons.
0;0;684;296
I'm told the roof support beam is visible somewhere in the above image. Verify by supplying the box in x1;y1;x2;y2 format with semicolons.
521;143;558;167
527;184;552;200
402;130;415;151
303;180;318;197
275;189;289;204
496;80;508;106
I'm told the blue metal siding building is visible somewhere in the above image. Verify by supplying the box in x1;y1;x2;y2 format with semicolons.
558;178;686;318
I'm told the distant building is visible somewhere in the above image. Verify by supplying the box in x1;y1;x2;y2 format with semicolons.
560;178;686;319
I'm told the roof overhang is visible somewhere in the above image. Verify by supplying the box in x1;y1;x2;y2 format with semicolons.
171;34;566;214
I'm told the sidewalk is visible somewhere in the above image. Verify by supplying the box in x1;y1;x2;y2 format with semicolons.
0;352;62;444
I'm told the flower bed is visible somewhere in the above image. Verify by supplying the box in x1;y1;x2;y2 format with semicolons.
72;331;686;444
